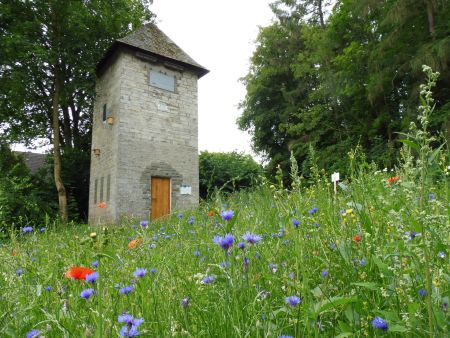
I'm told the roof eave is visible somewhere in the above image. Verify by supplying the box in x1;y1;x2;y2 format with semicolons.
96;42;209;78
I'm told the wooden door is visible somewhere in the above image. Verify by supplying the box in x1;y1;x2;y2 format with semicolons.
151;177;171;220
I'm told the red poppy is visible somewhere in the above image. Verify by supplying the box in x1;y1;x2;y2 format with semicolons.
208;211;214;217
387;176;400;184
65;266;95;280
128;237;142;249
352;234;362;242
97;201;106;208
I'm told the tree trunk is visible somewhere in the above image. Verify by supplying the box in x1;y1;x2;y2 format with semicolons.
52;66;68;223
317;0;325;27
425;0;435;39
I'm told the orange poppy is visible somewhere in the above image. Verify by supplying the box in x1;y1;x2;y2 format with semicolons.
352;234;362;242
387;176;400;184
65;266;95;280
11;249;18;257
208;211;214;217
98;201;106;208
128;237;143;249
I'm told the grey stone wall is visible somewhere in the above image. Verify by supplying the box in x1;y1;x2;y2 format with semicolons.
88;51;123;224
89;49;199;224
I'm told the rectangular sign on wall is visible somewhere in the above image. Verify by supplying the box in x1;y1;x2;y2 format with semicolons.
149;71;175;92
180;185;192;195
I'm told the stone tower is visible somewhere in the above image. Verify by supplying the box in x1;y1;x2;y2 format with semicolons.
88;24;208;224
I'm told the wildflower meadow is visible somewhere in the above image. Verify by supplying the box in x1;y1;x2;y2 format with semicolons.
0;68;449;337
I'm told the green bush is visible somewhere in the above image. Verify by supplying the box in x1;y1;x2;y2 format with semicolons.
0;144;57;234
199;151;263;199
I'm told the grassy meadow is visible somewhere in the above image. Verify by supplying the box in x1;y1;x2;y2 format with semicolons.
1;70;449;338
1;156;449;337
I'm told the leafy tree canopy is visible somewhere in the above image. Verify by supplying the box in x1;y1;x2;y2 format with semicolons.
239;0;450;180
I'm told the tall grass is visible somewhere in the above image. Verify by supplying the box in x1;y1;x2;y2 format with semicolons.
0;67;448;337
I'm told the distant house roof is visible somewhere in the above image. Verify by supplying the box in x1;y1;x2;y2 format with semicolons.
97;23;209;78
15;151;46;174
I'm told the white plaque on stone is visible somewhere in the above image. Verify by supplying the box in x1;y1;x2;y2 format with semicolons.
157;101;168;112
180;185;192;195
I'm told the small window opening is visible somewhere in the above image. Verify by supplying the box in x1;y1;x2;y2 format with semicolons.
94;179;98;204
100;177;104;202
106;174;111;202
102;104;107;122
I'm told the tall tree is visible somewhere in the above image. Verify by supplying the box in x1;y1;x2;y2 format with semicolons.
0;0;152;221
239;0;450;181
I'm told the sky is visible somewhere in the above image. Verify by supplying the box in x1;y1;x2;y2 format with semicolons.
150;0;275;159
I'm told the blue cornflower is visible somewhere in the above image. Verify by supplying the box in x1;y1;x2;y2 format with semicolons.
288;272;295;279
242;232;262;244
120;325;139;337
418;289;427;297
118;313;144;337
292;219;300;228
80;288;95;299
329;242;337;251
405;231;421;241
219;260;230;269
188;217;195;225
438;251;445;258
118;313;144;327
140;220;149;228
308;207;318;214
243;256;250;268
321;270;329;278
39;227;46;233
150;268;157;274
133;268;147;278
86;271;99;283
194;250;200;257
213;233;234;250
22;226;33;233
181;297;190;308
45;285;52;292
119;285;134;295
359;258;367;267
202;275;215;284
92;260;99;268
428;193;435;200
220;210;234;221
237;242;246;250
313;222;320;227
268;263;277;273
279;336;293;338
149;243;156;249
165;235;171;240
26;329;40;338
177;213;183;219
118;313;134;325
16;268;23;276
371;317;388;331
285;295;301;307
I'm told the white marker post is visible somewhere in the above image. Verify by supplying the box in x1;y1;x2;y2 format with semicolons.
331;172;340;195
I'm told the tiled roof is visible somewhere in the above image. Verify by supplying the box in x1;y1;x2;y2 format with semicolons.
98;23;208;78
15;151;46;174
